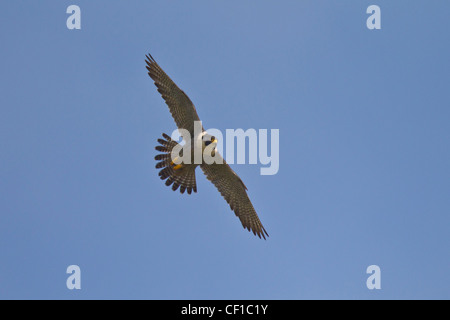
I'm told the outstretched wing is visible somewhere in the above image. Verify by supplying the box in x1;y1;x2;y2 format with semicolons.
145;54;202;136
200;153;269;239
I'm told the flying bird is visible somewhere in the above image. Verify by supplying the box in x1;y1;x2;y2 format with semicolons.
145;54;269;239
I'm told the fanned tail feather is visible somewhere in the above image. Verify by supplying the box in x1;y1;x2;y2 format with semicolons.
155;133;197;194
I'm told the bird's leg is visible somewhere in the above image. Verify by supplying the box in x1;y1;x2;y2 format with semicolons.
170;156;183;171
172;163;183;170
170;156;178;166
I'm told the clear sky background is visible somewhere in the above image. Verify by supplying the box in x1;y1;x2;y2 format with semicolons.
1;1;449;299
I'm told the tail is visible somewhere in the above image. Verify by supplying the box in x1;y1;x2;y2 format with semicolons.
155;133;197;194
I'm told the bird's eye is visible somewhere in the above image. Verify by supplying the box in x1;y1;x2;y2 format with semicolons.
211;136;215;142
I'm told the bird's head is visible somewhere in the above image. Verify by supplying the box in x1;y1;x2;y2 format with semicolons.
203;133;218;148
202;133;218;159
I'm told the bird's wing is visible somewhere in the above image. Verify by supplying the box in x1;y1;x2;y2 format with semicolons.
145;54;202;137
200;153;269;239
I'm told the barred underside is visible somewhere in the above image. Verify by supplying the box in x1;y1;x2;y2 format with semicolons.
155;133;197;194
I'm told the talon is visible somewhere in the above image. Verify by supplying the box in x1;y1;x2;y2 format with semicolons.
173;164;183;170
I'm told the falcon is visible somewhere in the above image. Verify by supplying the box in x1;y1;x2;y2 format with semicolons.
145;54;269;239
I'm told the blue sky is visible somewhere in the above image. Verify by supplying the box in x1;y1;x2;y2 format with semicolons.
1;1;449;299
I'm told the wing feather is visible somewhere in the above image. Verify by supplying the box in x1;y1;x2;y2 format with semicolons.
145;54;202;136
200;154;269;239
